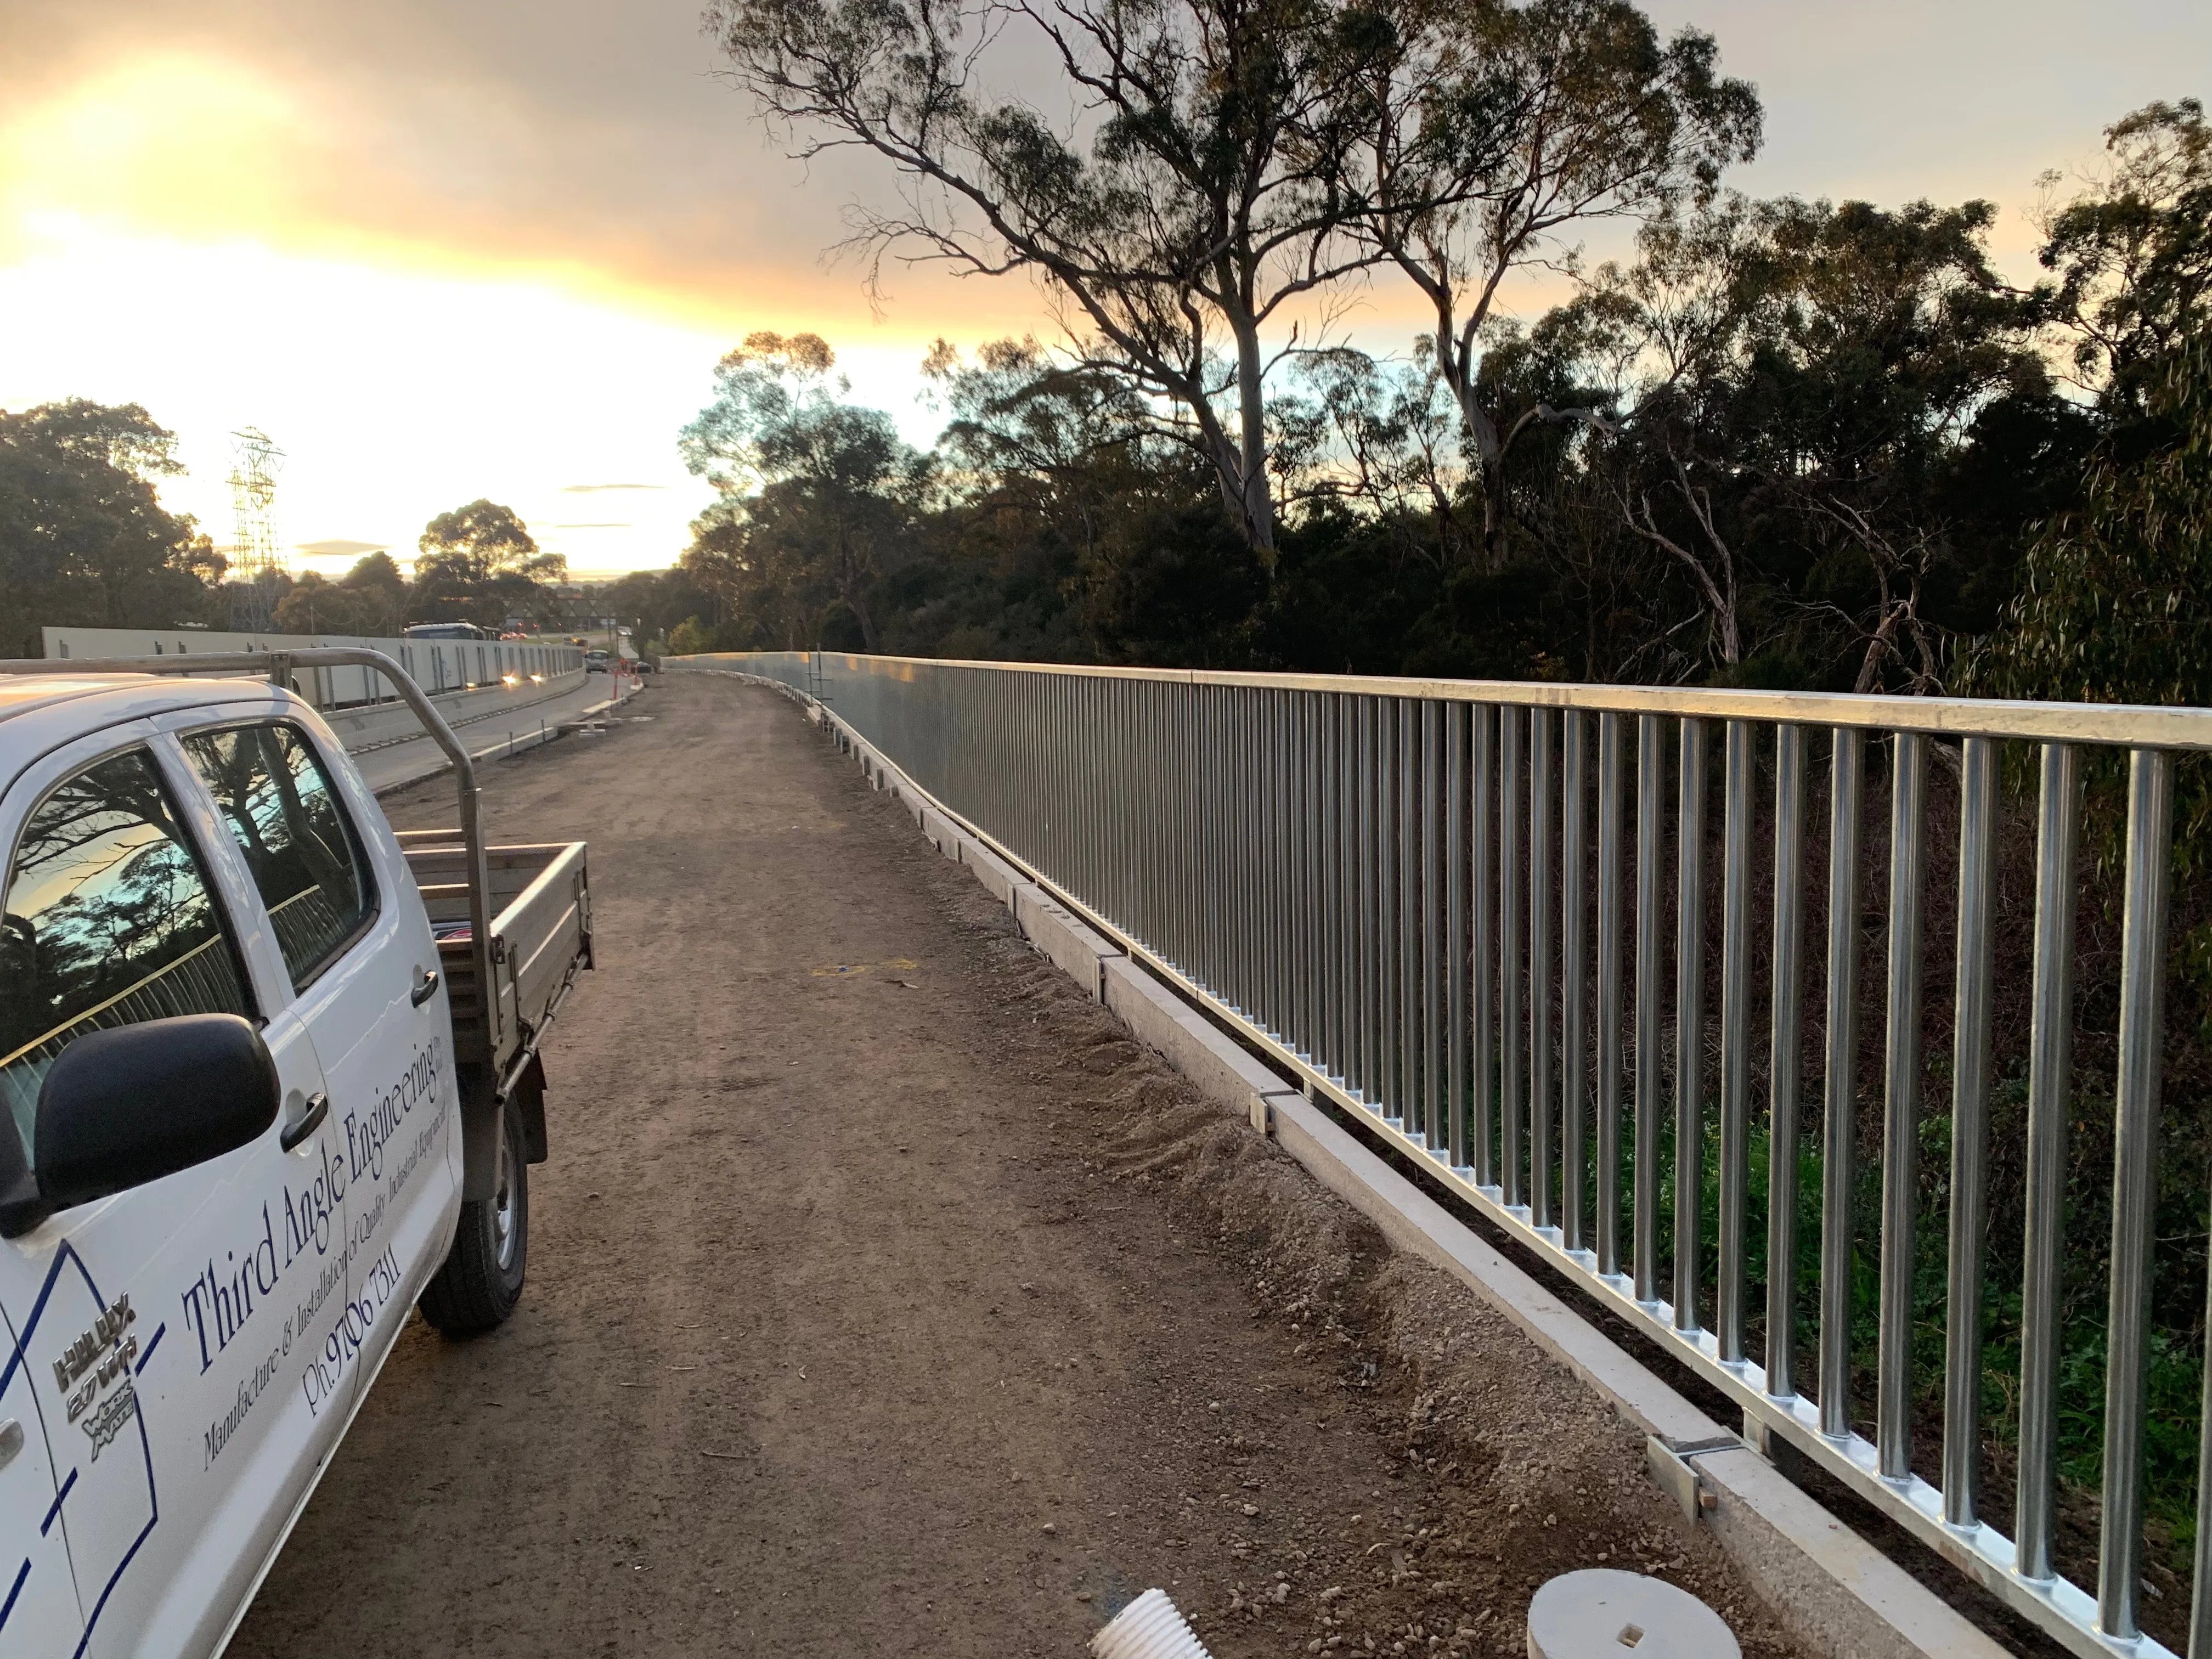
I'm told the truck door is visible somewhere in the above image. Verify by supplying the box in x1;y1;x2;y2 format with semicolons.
0;732;346;1659
0;1302;84;1656
176;716;459;1430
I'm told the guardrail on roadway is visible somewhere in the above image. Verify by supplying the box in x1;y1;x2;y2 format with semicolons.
43;625;585;706
672;647;2212;1659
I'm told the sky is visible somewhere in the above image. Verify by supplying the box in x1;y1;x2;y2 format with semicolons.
2;0;2206;578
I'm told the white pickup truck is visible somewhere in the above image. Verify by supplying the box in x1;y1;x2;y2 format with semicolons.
0;649;590;1658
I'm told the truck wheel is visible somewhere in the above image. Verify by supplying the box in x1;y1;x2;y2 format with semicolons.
420;1093;528;1335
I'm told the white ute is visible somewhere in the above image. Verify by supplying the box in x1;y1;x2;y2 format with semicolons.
0;649;591;1658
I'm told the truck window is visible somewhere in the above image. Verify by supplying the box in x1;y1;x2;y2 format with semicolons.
0;748;252;1159
181;723;376;990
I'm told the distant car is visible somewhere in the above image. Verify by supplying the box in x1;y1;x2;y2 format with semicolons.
585;650;609;673
403;622;487;640
633;658;656;674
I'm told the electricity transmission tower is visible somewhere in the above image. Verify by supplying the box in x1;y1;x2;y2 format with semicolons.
227;427;287;633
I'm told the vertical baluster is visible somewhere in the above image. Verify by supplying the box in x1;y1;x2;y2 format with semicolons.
1291;695;1309;1057
1598;712;1625;1277
1942;736;1997;1527
2098;749;2174;1642
1327;696;1346;1082
1279;690;1295;1040
1346;697;1363;1091
2197;1283;2212;1659
2016;743;2080;1579
1240;687;1256;1014
1447;704;1470;1169
1424;701;1444;1149
1321;695;1339;1075
1472;707;1497;1185
1563;712;1589;1254
1243;686;1257;1012
1302;692;1319;1060
1381;701;1403;1117
1278;690;1292;1044
1220;684;1234;1003
1767;725;1808;1399
1532;709;1556;1228
1195;681;1207;977
1277;693;1291;1035
1214;685;1231;1001
1249;689;1264;1017
1676;718;1709;1334
1718;719;1752;1362
1501;708;1526;1208
1359;698;1380;1103
1820;729;1865;1438
1878;731;1928;1481
1635;714;1663;1304
1400;699;1420;1126
1241;687;1258;1018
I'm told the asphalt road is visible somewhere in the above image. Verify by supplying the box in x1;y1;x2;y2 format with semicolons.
227;672;1798;1659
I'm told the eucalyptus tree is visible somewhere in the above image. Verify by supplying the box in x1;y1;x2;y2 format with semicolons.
0;399;225;652
703;0;1501;557
413;499;566;630
1353;0;1760;562
1557;194;2057;687
681;332;931;651
2031;98;2210;416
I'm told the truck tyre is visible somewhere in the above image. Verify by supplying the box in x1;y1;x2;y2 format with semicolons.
420;1093;528;1335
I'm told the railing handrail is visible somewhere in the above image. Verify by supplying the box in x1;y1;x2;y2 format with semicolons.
681;646;2212;1659
676;648;2212;751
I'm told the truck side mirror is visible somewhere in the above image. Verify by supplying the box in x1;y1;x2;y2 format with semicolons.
26;1014;279;1222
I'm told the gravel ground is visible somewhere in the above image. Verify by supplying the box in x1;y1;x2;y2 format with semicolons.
228;672;1806;1658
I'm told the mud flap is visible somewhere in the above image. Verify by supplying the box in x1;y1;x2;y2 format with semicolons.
511;1051;550;1164
459;1073;501;1201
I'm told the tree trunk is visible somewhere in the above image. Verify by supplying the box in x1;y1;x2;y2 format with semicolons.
1438;330;1508;568
1229;306;1277;558
847;583;881;653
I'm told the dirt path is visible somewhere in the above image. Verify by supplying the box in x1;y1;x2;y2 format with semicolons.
228;673;1802;1659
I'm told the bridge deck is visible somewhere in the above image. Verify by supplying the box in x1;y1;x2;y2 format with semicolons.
231;672;1802;1659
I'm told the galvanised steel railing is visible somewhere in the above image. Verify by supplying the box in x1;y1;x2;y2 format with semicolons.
679;648;2212;1659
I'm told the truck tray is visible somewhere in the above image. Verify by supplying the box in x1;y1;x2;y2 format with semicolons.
397;833;591;1090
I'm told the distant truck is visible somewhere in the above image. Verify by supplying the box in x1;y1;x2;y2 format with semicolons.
0;648;590;1658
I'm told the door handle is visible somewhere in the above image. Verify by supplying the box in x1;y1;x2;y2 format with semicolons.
411;966;442;1008
281;1092;329;1153
0;1418;21;1472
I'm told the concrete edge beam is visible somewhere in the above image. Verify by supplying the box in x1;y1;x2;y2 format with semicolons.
919;805;963;861
958;839;1025;909
1099;957;1291;1116
1265;1091;2008;1659
1012;886;1122;1001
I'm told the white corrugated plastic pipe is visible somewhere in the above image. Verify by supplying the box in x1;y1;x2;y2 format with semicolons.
1088;1589;1213;1659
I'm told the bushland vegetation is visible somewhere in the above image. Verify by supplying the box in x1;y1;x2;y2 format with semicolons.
669;94;2205;711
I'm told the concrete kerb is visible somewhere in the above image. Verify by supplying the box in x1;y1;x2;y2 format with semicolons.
1013;887;1122;1002
780;680;2002;1659
960;840;1026;910
1101;957;1295;1131
1265;1094;2006;1659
